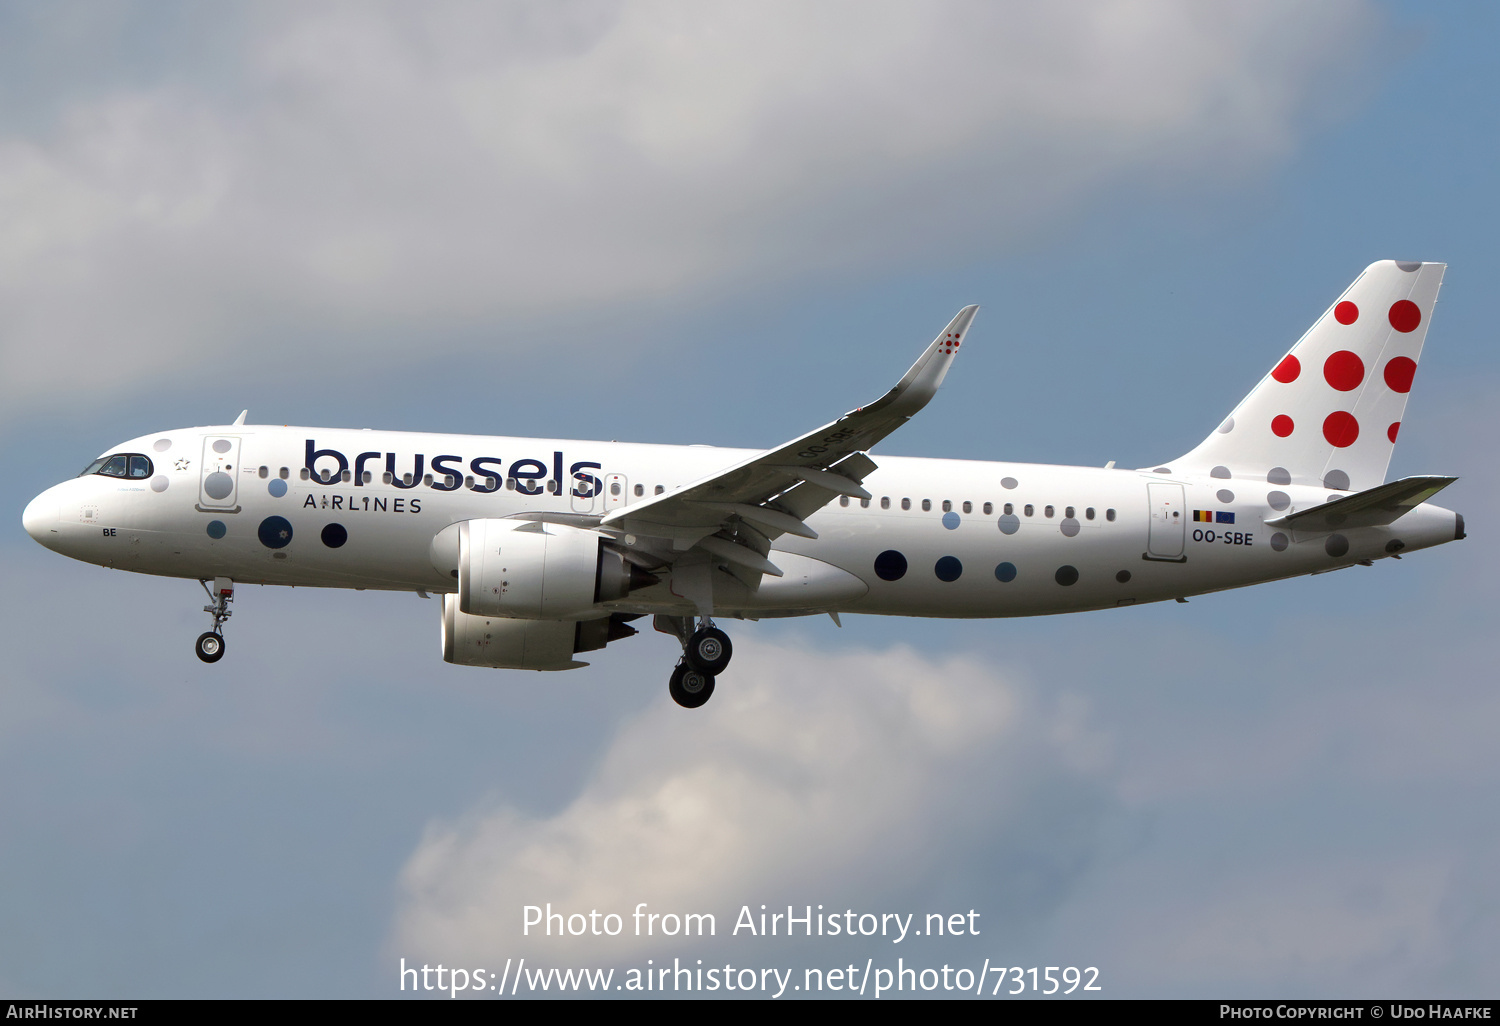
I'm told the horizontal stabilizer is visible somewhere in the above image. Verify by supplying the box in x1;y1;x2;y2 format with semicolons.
1264;475;1456;533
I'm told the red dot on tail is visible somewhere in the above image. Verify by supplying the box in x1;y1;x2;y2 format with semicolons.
1323;411;1359;447
1323;350;1365;391
1389;300;1421;333
1272;415;1294;437
1335;301;1359;325
1387;422;1400;443
1384;356;1417;393
1271;355;1300;383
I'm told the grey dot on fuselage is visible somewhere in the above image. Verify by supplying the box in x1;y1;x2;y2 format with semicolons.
1217;489;1234;504
1267;467;1291;485
1325;534;1349;558
997;515;1020;535
212;439;232;453
1324;469;1350;491
1267;491;1290;511
1396;261;1421;272
202;472;233;500
150;475;169;493
153;438;172;452
1211;465;1231;479
1270;532;1289;551
1001;477;1018;490
1060;518;1080;537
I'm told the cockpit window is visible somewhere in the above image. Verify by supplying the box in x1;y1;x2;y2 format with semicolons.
80;454;154;479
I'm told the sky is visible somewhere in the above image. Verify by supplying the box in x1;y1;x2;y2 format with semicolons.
2;0;1498;1000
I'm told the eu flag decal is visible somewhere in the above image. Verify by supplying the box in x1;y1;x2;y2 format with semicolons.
1216;511;1236;524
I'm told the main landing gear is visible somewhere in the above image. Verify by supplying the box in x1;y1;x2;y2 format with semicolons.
196;578;234;664
658;616;734;709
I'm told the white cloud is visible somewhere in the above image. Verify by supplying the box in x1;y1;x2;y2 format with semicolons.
388;637;1110;966
0;0;1375;411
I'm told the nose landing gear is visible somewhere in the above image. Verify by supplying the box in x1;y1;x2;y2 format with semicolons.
657;615;734;708
196;578;234;664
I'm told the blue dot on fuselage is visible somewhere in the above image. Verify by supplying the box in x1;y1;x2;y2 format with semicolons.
268;478;287;497
942;511;960;530
206;520;226;539
258;515;293;549
874;549;908;582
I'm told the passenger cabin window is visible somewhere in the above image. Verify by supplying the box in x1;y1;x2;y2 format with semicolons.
634;483;644;496
1065;506;1075;518
655;485;665;495
901;498;911;511
363;471;372;484
1106;508;1116;521
300;468;311;481
982;502;992;515
83;454;154;479
1024;504;1034;517
1086;507;1095;520
880;497;890;510
258;466;268;478
962;501;972;514
383;471;394;484
610;481;622;496
942;500;952;512
342;470;352;483
921;499;932;512
1003;503;1013;515
860;498;871;508
839;495;849;507
279;467;290;479
1044;505;1055;518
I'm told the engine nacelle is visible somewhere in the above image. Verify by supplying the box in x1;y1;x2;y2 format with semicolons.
441;595;641;670
447;518;651;620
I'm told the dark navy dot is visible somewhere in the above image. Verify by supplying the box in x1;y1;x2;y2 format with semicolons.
1115;570;1131;583
1271;532;1289;551
321;523;348;548
995;562;1017;583
1325;534;1349;558
873;550;907;581
1054;565;1079;586
941;511;960;530
934;556;963;582
268;478;288;498
206;520;227;539
258;515;293;549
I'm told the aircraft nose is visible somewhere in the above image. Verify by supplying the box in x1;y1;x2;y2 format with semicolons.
22;489;58;545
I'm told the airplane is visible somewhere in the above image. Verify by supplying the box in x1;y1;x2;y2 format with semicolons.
22;260;1462;708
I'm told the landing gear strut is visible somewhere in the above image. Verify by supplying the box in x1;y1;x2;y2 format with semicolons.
196;578;234;664
657;614;733;708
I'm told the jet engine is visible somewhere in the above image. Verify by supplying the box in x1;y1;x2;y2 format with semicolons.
432;518;656;620
441;595;640;670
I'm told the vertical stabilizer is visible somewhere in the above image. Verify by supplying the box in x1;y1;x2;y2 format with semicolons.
1172;261;1444;492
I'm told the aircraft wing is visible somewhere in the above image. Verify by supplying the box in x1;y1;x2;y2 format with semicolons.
1264;475;1457;534
599;306;979;575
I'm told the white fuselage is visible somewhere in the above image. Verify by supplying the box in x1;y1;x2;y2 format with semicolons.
23;424;1462;621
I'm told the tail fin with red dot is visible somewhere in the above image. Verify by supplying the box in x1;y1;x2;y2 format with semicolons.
1169;260;1445;493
